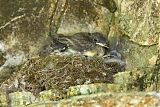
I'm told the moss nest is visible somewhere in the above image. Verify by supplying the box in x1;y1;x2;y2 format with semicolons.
2;55;123;99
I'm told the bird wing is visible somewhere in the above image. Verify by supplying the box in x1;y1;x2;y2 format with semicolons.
47;35;68;52
69;33;96;52
51;33;96;53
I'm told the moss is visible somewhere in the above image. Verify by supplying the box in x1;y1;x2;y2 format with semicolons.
0;90;8;107
114;67;159;91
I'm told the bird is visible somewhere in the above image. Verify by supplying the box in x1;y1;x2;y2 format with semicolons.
52;32;110;57
103;50;126;68
39;34;67;56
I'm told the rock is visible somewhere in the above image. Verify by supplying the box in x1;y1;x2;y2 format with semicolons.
108;0;159;70
114;67;159;91
0;51;6;66
56;0;113;35
0;0;56;83
0;89;8;107
9;91;36;107
118;36;157;70
116;0;159;45
2;91;160;107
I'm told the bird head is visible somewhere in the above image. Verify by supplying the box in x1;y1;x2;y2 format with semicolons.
91;32;109;48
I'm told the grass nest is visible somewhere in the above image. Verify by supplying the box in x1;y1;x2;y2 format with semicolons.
2;55;123;100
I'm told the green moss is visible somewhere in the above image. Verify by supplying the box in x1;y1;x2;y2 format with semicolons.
114;67;159;91
0;90;8;107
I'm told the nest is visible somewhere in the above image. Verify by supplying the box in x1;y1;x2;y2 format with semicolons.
2;55;123;100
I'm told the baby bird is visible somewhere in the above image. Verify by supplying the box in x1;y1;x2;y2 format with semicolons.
54;32;110;57
39;34;67;56
103;50;126;68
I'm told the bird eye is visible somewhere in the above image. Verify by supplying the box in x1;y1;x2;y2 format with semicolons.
94;39;98;42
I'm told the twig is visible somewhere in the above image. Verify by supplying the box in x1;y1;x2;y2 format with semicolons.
0;14;26;30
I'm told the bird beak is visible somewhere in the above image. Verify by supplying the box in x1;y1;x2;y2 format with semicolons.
96;43;109;48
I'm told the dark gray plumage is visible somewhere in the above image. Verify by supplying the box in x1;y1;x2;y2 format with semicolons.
103;50;126;68
40;32;109;57
39;34;67;56
53;32;109;57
